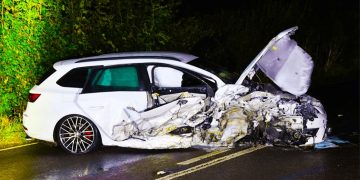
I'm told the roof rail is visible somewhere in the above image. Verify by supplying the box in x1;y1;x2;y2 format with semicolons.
75;56;180;63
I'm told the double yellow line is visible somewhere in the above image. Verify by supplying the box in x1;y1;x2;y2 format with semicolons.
156;145;265;180
177;149;230;165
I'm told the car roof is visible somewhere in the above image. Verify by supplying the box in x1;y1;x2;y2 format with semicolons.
53;51;198;69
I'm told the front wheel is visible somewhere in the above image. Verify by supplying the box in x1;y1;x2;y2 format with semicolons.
56;115;100;154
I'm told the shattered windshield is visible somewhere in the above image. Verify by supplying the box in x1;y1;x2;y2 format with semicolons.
189;58;239;84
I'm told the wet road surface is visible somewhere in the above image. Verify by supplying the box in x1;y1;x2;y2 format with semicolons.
0;141;358;180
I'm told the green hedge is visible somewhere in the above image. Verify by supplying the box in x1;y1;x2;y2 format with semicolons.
0;0;179;118
0;0;357;120
0;0;66;117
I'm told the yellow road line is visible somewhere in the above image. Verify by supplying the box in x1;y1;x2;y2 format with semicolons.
156;145;265;180
177;149;229;165
0;142;38;152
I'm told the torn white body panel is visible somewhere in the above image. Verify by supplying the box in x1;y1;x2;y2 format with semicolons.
112;96;205;141
257;36;313;96
236;27;299;85
219;107;249;145
156;92;206;105
236;26;313;96
110;85;327;149
77;91;148;140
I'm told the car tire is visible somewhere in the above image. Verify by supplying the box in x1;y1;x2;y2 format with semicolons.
55;115;100;154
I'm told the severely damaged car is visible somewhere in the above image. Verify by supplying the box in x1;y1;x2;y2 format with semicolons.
23;27;327;154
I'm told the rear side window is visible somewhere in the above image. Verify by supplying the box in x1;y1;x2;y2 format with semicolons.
37;68;56;85
57;68;90;88
85;66;140;93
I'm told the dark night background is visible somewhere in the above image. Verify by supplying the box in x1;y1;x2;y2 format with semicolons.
176;0;360;137
0;0;358;137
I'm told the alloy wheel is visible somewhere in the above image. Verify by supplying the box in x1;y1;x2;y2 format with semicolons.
58;116;96;154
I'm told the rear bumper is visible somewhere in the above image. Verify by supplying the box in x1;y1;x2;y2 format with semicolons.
23;103;56;143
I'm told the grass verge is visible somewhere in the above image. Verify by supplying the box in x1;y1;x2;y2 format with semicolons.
0;116;33;149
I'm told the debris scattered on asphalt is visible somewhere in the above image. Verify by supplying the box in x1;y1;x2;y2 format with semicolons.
314;136;350;149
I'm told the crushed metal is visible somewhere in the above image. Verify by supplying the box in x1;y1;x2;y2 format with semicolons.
110;27;327;149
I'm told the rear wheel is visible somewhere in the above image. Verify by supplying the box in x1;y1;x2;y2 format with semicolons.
56;115;100;154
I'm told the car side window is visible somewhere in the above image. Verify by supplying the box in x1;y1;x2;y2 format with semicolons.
182;72;206;87
38;67;56;85
151;66;205;88
57;67;90;88
85;66;140;93
153;67;183;87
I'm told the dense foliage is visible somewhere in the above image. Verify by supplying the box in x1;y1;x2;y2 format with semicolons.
0;0;180;118
0;0;358;120
0;0;68;117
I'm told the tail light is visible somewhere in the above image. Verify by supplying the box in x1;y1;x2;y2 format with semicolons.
29;93;41;102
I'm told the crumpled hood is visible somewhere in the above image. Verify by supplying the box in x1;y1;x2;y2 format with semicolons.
236;27;313;96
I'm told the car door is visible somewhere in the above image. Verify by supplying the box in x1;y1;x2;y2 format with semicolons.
146;65;216;106
76;64;148;138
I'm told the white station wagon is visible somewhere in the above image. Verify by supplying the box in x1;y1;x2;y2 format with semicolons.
23;27;327;154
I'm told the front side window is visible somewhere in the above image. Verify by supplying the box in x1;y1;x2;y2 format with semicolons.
151;66;205;88
153;67;184;87
84;66;140;93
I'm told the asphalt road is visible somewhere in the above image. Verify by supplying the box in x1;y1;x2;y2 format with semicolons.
0;141;358;180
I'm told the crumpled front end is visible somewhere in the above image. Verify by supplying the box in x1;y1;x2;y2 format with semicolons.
196;85;326;148
108;27;327;149
109;84;326;149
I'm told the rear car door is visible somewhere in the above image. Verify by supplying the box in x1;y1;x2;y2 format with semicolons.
76;64;148;138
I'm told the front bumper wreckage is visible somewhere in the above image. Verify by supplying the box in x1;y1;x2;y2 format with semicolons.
111;84;327;149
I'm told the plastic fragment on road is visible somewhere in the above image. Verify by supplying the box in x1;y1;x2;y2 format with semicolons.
314;136;350;149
